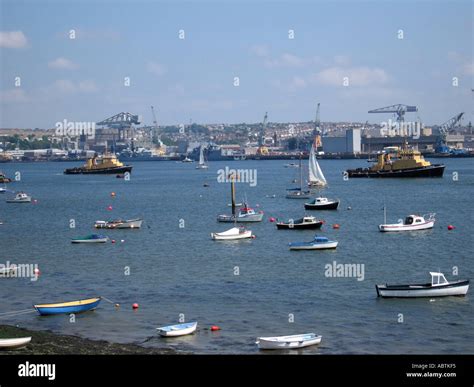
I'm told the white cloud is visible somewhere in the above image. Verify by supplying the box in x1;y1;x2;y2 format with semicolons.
250;44;269;58
147;61;167;76
0;88;28;102
265;53;307;68
78;80;98;92
334;55;350;66
0;31;27;48
48;57;79;70
312;66;389;86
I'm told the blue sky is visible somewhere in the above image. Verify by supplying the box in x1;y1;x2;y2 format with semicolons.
0;0;472;128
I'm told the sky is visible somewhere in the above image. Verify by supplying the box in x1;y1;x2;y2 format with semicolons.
0;0;472;128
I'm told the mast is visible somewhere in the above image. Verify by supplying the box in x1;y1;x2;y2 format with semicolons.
299;153;303;190
231;174;236;216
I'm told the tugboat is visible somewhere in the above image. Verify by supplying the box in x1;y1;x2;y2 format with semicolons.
0;172;12;183
64;154;132;175
346;143;445;178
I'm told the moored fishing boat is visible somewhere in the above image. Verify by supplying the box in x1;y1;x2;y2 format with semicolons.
0;337;31;350
64;154;132;175
376;272;469;298
211;226;253;240
289;236;338;250
256;333;322;350
34;297;101;315
71;234;109;243
6;192;31;203
94;218;143;229
156;321;198;337
304;197;339;210
276;216;323;230
379;212;435;232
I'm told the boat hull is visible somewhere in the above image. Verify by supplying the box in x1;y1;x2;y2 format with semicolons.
289;241;338;250
71;238;108;243
0;337;31;349
157;322;197;337
304;201;339;210
64;165;132;175
376;280;469;298
256;334;322;350
346;164;445;178
379;221;434;232
34;297;101;315
276;221;323;229
211;231;253;240
217;214;264;222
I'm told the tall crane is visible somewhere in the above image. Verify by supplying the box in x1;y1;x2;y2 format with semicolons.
435;112;464;153
368;104;418;125
150;105;160;146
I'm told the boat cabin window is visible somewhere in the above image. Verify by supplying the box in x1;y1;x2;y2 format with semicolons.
415;219;422;223
432;274;448;286
404;217;413;225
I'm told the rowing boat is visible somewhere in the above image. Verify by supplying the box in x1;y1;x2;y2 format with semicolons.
156;321;198;337
34;297;101;315
256;333;322;350
0;337;31;349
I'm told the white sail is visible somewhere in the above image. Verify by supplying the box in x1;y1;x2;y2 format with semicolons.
199;146;205;165
308;146;327;186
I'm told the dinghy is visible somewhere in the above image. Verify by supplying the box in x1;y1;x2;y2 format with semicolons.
304;197;339;210
0;337;31;350
379;213;435;232
71;234;109;243
376;272;469;298
276;216;323;230
256;333;322;350
289;236;338;250
34;297;101;315
211;226;253;240
156;321;198;337
94;218;143;229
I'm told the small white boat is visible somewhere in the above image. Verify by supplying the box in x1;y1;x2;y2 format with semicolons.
379;213;435;232
95;218;143;229
284;163;299;168
0;337;31;349
71;234;109;243
182;157;193;163
211;226;253;240
376;272;469;298
195;146;209;169
6;192;31;203
0;187;6;193
156;321;197;337
289;236;338;250
256;333;322;350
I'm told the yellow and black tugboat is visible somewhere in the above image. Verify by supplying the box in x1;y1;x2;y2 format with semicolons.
0;171;12;183
64;154;132;175
346;144;445;178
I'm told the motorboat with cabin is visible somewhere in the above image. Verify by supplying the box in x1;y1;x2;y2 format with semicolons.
288;235;338;250
304;197;339;210
64;153;132;175
6;192;31;203
276;216;323;230
379;213;435;232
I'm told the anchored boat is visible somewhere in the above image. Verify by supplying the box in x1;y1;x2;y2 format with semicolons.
94;218;143;229
34;297;101;315
156;321;198;337
304;197;339;210
71;234;109;243
276;216;323;230
64;154;132;175
308;145;327;188
195;146;209;169
0;172;12;183
256;333;322;350
6;192;31;203
211;226;253;240
346;143;445;178
376;272;469;298
379;212;435;232
286;155;310;199
289;236;338;250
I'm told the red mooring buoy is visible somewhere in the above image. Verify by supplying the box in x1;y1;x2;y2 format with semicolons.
447;225;455;230
333;224;340;229
210;325;221;331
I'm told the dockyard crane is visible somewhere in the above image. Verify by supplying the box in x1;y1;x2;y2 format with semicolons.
151;105;160;145
435;112;464;153
368;104;418;124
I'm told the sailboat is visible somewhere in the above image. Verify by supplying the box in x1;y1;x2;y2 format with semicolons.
286;154;310;199
217;175;263;222
196;146;208;169
308;145;327;188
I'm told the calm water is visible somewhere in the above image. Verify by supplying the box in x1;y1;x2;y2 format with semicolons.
0;158;473;354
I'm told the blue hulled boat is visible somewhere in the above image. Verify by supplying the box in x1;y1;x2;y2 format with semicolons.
34;297;101;315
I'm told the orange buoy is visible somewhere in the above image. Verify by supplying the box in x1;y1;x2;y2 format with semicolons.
333;224;340;229
111;192;116;197
447;225;455;230
210;325;221;331
132;303;139;310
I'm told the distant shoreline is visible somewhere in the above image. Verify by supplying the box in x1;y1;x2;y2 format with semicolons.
0;325;183;355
